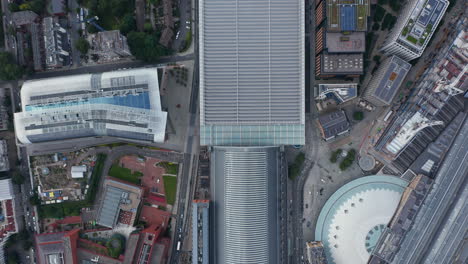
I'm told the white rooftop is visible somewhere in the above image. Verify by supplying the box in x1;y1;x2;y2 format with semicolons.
0;179;14;200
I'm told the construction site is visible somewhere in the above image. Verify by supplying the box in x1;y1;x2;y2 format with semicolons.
31;149;98;203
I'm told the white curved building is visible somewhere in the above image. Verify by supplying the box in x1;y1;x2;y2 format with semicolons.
14;68;167;144
315;175;408;264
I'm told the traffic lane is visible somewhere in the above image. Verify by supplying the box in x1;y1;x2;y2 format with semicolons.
67;0;81;67
26;54;194;79
172;0;192;51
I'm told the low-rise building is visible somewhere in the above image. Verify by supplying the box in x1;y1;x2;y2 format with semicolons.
11;11;38;27
34;229;80;264
51;0;66;15
43;16;70;69
96;178;143;228
192;200;209;264
0;179;17;263
364;56;411;106
306;241;328;264
317;110;350;141
369;174;433;263
71;165;87;179
0;140;9;172
315;83;357;104
316;53;363;78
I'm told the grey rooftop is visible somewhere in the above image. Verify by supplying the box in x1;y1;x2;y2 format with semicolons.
199;0;305;146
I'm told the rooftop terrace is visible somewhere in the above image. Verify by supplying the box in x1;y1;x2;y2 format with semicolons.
399;0;448;49
327;0;369;32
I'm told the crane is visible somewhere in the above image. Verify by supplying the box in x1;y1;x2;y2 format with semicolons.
77;16;105;32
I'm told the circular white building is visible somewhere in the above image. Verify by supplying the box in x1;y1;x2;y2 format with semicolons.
315;175;408;264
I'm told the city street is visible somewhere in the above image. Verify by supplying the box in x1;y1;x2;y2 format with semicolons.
172;0;192;51
27;53;194;80
167;1;200;259
67;0;82;68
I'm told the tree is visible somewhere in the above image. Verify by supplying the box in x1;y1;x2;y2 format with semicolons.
373;5;386;22
373;55;381;63
389;1;401;12
8;3;19;12
23;240;33;250
75;37;90;54
30;0;45;14
119;14;136;35
127;31;168;62
19;3;32;11
30;193;41;205
11;171;25;185
353;111;364;121
372;23;380;31
0;52;23;80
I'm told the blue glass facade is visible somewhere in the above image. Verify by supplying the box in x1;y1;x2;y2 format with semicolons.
25;92;151;111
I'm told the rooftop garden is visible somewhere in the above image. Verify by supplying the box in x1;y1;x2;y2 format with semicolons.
406;35;418;44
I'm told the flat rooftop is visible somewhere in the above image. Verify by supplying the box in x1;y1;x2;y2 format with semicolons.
199;0;305;146
318;110;349;140
14;68;167;144
398;0;448;50
326;0;369;31
316;83;357;103
321;53;363;74
326;32;365;53
371;56;411;105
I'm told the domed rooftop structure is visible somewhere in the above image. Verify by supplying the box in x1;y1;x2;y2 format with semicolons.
315;175;408;264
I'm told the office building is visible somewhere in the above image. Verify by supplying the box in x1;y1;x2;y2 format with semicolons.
364;56;411;106
192;200;209;264
316;53;363;77
210;146;282;264
14;68;167;145
199;0;305;146
380;0;449;61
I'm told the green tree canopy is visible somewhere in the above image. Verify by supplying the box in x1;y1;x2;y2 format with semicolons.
0;52;23;80
353;111;364;121
11;171;25;185
75;37;90;54
127;31;168;62
119;14;136;35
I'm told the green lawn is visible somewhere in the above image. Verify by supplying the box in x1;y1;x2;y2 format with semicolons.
158;162;179;175
163;175;177;205
108;164;143;184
